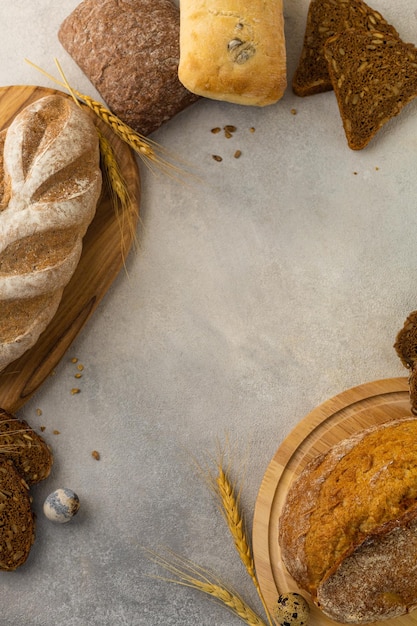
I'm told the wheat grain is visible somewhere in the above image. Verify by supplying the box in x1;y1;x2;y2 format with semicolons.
146;547;268;626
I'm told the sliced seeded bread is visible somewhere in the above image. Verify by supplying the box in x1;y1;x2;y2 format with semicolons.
0;409;53;485
394;310;417;414
0;459;35;570
292;0;399;96
324;29;417;149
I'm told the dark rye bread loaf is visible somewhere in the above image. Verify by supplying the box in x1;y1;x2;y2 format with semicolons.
0;459;35;571
58;0;199;136
324;29;417;150
0;409;53;485
279;417;417;623
292;0;398;97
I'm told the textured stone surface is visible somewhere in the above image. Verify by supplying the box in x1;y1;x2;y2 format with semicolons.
0;0;416;624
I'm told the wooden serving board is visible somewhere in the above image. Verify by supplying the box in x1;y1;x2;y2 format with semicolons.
252;377;415;626
0;85;140;413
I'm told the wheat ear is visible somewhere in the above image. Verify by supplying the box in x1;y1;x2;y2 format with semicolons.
146;547;268;626
214;465;275;626
25;59;197;182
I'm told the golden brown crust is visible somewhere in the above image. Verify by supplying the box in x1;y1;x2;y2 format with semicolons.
279;417;417;622
178;0;287;106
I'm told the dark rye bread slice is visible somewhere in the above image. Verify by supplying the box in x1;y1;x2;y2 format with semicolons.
292;0;399;96
394;310;417;414
0;409;53;485
324;29;417;149
0;459;35;571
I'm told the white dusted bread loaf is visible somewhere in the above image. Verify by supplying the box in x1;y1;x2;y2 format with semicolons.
178;0;287;106
0;94;102;372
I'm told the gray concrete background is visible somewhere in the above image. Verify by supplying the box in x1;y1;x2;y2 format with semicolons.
0;1;416;624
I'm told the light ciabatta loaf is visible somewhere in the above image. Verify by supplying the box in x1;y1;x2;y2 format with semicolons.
279;417;417;623
178;0;287;106
0;95;102;372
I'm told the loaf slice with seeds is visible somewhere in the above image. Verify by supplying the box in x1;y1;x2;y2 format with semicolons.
0;459;35;570
394;310;417;414
292;0;399;96
0;409;53;485
324;29;417;149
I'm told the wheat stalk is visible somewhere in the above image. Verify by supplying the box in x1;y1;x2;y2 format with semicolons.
146;547;268;626
25;58;197;183
213;464;275;626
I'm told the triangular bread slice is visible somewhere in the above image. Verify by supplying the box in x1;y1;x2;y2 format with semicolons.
324;29;417;149
292;0;399;96
0;409;53;485
0;459;35;570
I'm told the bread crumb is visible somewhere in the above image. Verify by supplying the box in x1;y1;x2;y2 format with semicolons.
40;426;46;432
36;408;42;416
212;155;223;162
71;388;81;395
53;430;60;435
249;127;256;133
291;108;297;115
91;450;100;461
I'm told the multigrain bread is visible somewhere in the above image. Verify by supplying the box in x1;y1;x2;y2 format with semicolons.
0;459;35;571
0;409;53;485
394;310;417;414
324;29;417;150
178;0;287;106
292;0;398;97
279;417;417;623
59;0;199;136
0;94;102;372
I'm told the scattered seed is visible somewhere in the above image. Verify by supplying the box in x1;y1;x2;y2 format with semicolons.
249;127;256;133
91;450;100;461
36;408;42;417
234;150;242;159
77;364;84;371
211;127;221;134
212;155;223;162
71;357;78;364
40;426;46;432
53;430;60;435
71;388;81;395
290;108;297;115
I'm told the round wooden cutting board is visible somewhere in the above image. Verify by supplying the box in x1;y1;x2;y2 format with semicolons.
0;85;141;413
252;377;417;626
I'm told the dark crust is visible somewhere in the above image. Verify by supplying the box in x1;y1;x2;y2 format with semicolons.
292;0;399;97
0;459;35;571
58;0;199;136
0;409;53;485
324;29;417;150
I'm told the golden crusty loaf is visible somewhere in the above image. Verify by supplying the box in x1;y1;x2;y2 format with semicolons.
178;0;287;106
292;0;398;97
279;417;417;623
324;29;417;150
0;95;102;372
0;409;53;485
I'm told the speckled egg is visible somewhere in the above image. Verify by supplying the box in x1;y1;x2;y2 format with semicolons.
274;592;310;626
43;488;80;523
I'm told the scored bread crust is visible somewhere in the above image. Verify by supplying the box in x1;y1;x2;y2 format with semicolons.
279;417;417;623
0;94;102;372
